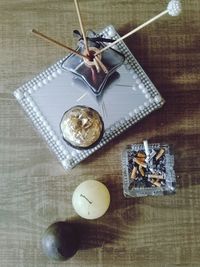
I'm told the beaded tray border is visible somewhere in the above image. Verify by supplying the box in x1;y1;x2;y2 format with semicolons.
14;25;165;170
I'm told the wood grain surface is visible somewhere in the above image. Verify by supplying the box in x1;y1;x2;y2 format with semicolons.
0;0;200;266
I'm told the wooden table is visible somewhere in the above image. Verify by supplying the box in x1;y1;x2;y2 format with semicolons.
1;0;200;266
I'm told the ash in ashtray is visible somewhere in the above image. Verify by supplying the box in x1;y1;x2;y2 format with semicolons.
129;147;166;189
122;141;176;197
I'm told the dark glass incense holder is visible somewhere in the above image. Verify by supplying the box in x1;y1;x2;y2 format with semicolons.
61;31;125;96
122;143;176;197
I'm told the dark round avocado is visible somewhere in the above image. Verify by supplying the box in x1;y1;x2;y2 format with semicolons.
42;221;80;261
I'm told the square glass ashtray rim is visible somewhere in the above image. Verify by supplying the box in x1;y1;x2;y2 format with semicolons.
122;143;176;197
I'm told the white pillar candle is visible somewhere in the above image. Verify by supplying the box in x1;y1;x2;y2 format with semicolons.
72;180;110;220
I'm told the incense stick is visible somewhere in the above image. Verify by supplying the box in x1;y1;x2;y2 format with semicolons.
31;29;88;60
95;0;182;56
95;56;108;73
32;29;108;72
74;0;105;72
95;10;168;56
74;0;90;56
93;58;100;73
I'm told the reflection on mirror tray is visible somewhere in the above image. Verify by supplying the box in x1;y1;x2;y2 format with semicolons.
14;25;165;170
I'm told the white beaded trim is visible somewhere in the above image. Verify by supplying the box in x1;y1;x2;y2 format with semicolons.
14;25;164;170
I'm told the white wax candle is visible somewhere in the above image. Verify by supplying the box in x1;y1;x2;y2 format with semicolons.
72;180;110;220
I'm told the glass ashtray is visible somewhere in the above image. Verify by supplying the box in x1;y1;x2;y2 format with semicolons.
122;143;176;197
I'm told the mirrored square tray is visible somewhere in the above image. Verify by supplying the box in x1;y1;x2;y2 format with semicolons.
14;25;165;170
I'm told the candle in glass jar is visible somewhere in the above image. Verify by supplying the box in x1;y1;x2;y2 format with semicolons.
72;180;110;220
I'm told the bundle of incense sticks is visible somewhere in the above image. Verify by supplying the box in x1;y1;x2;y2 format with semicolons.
31;0;182;72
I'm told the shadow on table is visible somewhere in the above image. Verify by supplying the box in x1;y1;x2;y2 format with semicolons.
68;129;200;251
82;20;200;176
150;133;200;189
66;178;143;250
65;20;200;249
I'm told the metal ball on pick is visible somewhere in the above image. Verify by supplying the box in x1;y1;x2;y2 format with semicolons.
42;221;80;261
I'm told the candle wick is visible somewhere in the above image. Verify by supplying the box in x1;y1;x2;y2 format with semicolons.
80;194;93;204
